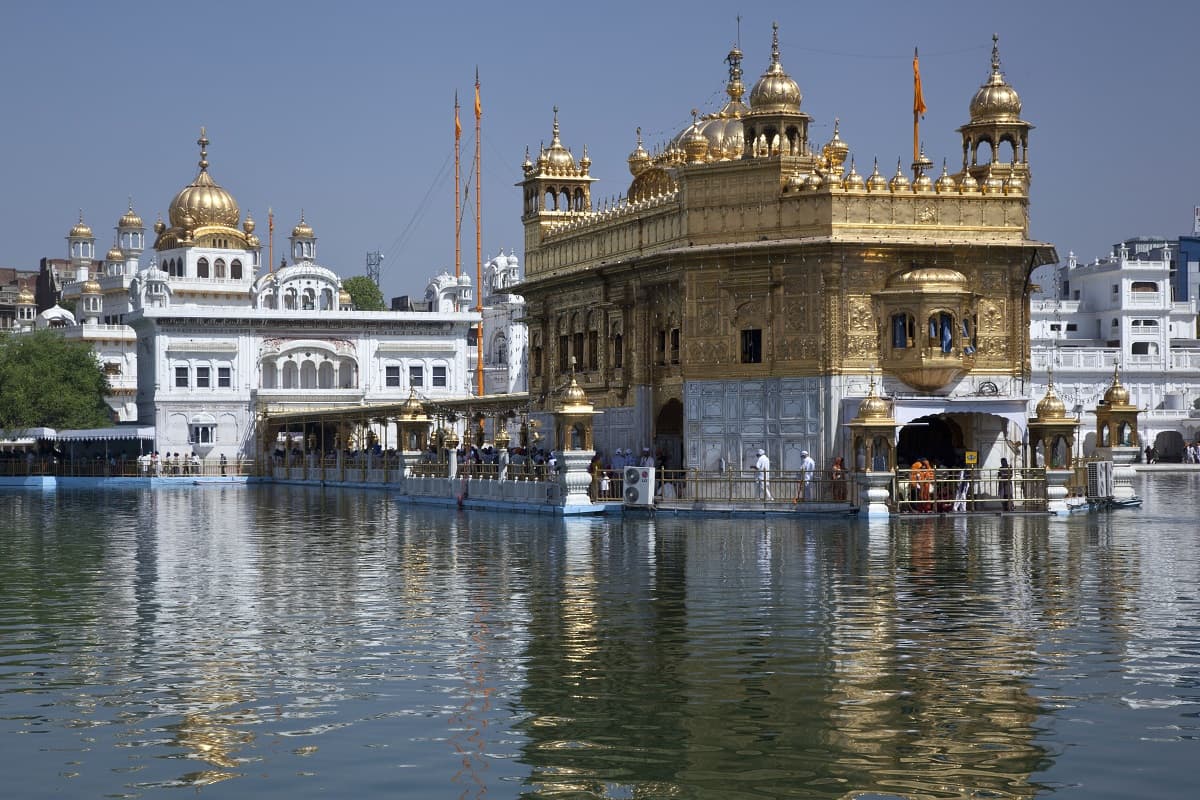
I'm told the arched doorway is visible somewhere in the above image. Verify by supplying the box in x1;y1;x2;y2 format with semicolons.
897;415;964;469
654;398;683;470
1152;430;1184;463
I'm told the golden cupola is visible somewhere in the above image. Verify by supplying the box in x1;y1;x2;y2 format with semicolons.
821;119;850;172
292;214;314;239
17;285;35;305
1103;365;1131;407
866;158;888;192
106;243;125;263
683;112;710;164
969;35;1023;123
666;43;750;161
748;23;802;113
69;214;93;239
627;127;651;175
167;128;240;230
842;158;865;190
1035;377;1067;420
543;108;577;174
118;202;144;230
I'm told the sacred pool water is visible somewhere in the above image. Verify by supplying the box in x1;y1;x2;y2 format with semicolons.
2;475;1198;799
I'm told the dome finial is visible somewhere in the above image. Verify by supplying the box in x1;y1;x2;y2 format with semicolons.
771;21;780;66
551;106;560;145
197;126;209;173
991;33;1001;74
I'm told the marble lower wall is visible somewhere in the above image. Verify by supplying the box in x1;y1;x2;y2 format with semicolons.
685;378;824;472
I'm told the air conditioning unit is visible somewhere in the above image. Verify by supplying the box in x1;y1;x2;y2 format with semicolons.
1087;460;1113;500
623;466;656;506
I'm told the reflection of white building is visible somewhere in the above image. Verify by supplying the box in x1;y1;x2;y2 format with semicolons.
1030;240;1200;459
35;129;480;459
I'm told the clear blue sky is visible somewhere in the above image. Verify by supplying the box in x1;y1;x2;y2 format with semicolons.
2;1;1196;302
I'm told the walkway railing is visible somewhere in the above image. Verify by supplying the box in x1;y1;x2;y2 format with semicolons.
592;468;856;506
0;457;255;478
892;466;1046;513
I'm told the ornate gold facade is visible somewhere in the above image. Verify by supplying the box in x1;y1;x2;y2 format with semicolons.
518;28;1055;467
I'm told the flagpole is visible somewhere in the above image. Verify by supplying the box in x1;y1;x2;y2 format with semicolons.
268;207;274;274
474;68;484;397
913;47;923;164
454;92;462;280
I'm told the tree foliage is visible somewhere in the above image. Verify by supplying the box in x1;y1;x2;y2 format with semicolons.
342;276;385;311
0;329;111;436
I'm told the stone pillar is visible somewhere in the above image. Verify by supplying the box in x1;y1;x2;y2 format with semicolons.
559;449;594;506
858;471;893;519
1109;445;1138;501
1045;468;1073;516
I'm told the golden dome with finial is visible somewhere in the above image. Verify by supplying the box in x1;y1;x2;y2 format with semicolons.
106;244;125;262
243;214;256;235
494;425;511;448
683;111;710;164
69;212;93;239
17;285;35;304
543;107;577;173
561;374;589;408
969;34;1023;123
668;41;751;160
1035;372;1067;419
958;170;980;193
843;158;865;190
398;389;427;421
338;288;352;306
822;118;850;172
749;23;802;113
118;200;143;230
627;127;651;175
1004;163;1026;194
153;215;166;234
167;128;241;230
866;158;888;192
82;278;102;295
856;374;891;420
888;158;911;192
1103;364;1131;406
982;163;1004;194
935;160;957;193
292;211;314;239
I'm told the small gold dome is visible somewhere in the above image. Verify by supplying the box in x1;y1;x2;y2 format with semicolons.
154;216;166;234
1036;382;1067;419
857;377;890;420
561;374;589;408
969;35;1023;123
1103;367;1130;406
243;214;256;234
886;266;969;292
168;128;240;230
17;286;34;304
888;159;910;192
543;108;577;173
822;119;850;172
683;115;710;164
69;214;93;239
866;158;889;192
842;159;865;190
106;244;125;262
748;24;802;113
82;278;102;295
958;171;980;193
935;162;957;193
494;426;511;448
1004;166;1026;194
913;172;934;193
627;128;651;175
398;389;426;420
982;164;1004;194
338;288;352;306
292;213;314;239
804;170;824;190
118;202;143;230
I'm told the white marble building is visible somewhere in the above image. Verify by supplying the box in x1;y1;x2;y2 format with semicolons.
32;130;484;460
1030;239;1200;459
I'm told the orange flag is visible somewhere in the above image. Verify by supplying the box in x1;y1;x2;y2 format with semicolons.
474;70;481;119
913;47;927;117
455;92;461;140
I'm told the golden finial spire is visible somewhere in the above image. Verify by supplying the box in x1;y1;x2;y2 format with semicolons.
197;126;209;172
991;33;1001;73
551;106;560;145
771;21;780;66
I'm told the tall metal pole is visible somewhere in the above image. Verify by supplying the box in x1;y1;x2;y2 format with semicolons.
474;68;484;397
454;92;462;280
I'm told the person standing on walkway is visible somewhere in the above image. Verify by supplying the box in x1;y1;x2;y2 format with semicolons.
795;450;816;502
998;457;1013;511
754;448;773;500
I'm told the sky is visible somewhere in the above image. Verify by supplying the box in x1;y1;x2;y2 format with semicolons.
2;1;1198;302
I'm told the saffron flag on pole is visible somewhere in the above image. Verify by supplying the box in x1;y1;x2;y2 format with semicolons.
474;69;481;119
455;92;461;140
913;47;927;117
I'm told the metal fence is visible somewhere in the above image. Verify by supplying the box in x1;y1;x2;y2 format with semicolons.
892;466;1046;513
591;468;855;506
0;456;255;478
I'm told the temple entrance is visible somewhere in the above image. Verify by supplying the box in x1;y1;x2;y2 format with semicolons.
654;398;683;471
1152;430;1184;463
897;415;965;469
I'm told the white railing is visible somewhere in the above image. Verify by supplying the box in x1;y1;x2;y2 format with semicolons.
1031;348;1119;370
1170;351;1200;369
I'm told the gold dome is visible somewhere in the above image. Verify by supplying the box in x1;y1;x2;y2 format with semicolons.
667;45;750;162
842;158;865;190
888;158;910;192
243;214;256;235
1036;378;1067;419
913;172;934;193
935;161;958;193
886;266;969;292
154;216;166;234
804;170;824;190
562;374;588;407
1103;365;1131;406
82;278;102;295
822;119;850;172
856;375;891;420
398;389;426;421
958;171;979;193
69;213;93;239
683;114;711;164
748;23;802;113
969;35;1023;123
167;128;241;230
982;164;1004;194
106;244;125;262
338;288;352;306
17;286;34;304
118;201;144;230
1004;165;1026;194
292;212;314;239
627;127;651;175
866;158;889;192
542;108;577;173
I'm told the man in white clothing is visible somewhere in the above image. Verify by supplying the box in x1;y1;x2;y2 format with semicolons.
796;450;816;501
754;448;773;500
640;447;656;468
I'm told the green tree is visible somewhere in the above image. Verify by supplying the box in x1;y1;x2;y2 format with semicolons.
342;275;385;311
0;329;111;436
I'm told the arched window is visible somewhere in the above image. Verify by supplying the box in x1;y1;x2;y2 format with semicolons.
230;259;242;280
318;361;334;388
282;361;299;389
1131;281;1158;292
300;361;317;389
197;257;209;278
891;313;915;349
302;288;316;310
339;360;356;389
262;363;277;389
214;258;226;279
284;289;297;310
